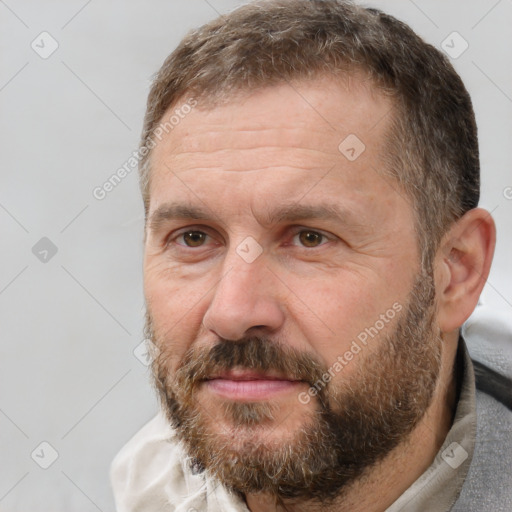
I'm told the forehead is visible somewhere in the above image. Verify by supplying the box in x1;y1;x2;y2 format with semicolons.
147;75;401;221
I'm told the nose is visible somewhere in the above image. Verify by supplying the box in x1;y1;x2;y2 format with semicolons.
202;250;285;341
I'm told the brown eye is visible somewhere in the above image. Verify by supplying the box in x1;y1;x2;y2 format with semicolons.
298;230;324;247
182;231;207;247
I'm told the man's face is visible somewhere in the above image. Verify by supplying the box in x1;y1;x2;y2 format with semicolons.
143;76;442;499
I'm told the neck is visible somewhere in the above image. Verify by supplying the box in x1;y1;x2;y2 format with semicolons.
245;333;459;512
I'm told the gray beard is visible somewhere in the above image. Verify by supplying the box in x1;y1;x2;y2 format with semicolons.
148;270;442;506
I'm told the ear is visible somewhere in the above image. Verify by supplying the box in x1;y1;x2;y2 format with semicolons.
435;208;496;333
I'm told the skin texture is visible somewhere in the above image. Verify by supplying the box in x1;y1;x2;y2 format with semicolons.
143;75;496;512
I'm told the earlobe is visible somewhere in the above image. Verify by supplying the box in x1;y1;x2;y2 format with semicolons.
436;208;496;333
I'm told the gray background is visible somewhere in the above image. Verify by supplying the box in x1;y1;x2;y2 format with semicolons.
0;1;511;510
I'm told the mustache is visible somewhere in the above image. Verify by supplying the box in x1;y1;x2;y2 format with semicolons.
172;336;328;389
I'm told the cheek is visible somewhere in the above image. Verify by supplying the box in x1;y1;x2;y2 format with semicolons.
144;260;211;358
289;271;403;370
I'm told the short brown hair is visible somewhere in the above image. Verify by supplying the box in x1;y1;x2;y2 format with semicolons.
139;0;479;269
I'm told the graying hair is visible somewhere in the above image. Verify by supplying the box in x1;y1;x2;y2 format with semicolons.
139;0;479;270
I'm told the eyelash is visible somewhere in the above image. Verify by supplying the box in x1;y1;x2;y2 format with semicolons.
166;226;332;250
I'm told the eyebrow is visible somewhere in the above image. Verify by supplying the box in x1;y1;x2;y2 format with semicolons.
147;201;367;234
148;203;217;233
265;203;365;228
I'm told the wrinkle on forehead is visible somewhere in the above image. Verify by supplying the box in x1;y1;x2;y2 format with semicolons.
150;74;394;175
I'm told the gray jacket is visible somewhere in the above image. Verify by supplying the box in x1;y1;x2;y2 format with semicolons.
452;308;512;510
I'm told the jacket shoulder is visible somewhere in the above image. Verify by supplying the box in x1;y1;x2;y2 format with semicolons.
462;304;512;409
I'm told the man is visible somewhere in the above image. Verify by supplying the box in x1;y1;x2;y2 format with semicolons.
111;1;512;510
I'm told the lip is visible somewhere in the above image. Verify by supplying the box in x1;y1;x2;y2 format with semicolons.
204;370;303;401
208;369;297;381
